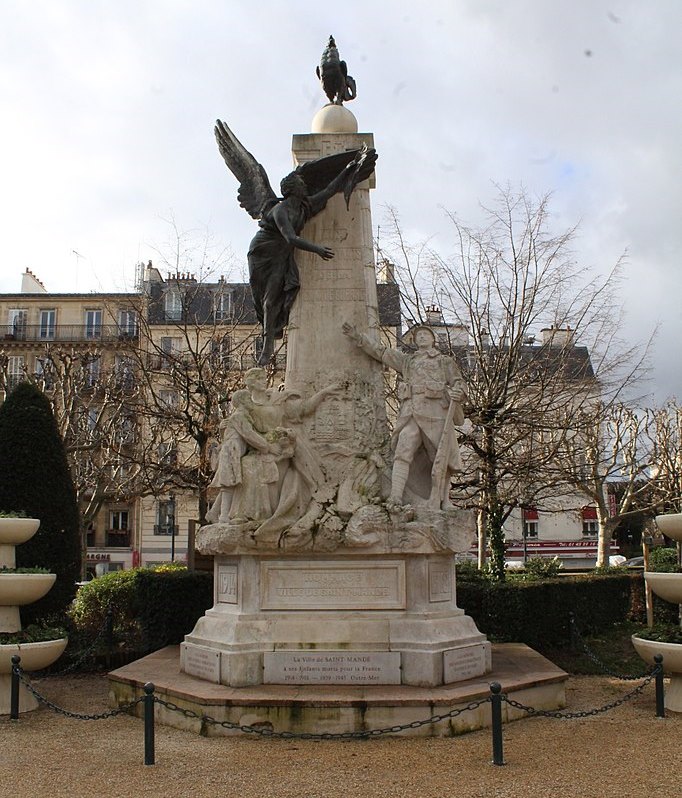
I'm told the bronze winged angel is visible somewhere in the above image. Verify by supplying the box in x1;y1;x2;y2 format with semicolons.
215;120;377;365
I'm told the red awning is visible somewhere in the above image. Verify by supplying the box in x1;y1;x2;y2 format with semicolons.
581;506;598;520
522;508;539;520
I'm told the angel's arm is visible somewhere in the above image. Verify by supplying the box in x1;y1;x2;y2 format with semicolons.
308;158;358;216
271;204;334;260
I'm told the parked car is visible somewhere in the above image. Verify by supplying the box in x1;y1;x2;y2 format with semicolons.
623;556;644;568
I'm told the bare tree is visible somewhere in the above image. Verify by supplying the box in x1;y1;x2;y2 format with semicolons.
556;400;681;564
381;187;652;579
0;343;155;579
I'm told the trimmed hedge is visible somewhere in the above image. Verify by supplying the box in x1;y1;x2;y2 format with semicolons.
70;566;213;654
135;568;214;651
457;572;636;649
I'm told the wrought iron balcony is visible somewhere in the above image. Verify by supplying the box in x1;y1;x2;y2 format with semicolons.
2;325;139;343
105;530;131;548
154;524;179;536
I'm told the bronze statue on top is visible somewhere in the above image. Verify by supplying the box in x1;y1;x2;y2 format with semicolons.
215;120;376;365
316;35;356;105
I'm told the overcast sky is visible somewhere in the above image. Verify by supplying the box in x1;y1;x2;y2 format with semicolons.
1;1;680;399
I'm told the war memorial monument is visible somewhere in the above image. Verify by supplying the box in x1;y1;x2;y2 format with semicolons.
110;38;567;735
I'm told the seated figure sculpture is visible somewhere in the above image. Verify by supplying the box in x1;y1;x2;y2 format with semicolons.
342;323;467;510
207;367;337;542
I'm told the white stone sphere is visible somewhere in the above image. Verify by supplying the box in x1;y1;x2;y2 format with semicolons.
311;104;358;134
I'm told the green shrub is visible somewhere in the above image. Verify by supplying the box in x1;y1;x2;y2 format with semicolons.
70;568;142;644
69;566;214;655
513;556;563;581
0;383;81;623
649;547;680;573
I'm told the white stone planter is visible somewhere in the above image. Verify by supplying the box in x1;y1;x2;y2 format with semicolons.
0;517;67;714
655;513;682;543
632;512;682;713
0;638;68;713
0;517;40;568
632;635;682;713
643;572;682;605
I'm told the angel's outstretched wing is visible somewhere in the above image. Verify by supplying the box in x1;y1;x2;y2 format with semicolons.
296;147;378;200
215;120;278;219
295;147;377;200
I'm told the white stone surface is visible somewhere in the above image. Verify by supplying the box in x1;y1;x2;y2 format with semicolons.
443;644;488;682
217;564;238;604
181;643;221;684
264;651;401;685
654;512;682;542
644;571;682;604
259;560;406;610
311;104;359;133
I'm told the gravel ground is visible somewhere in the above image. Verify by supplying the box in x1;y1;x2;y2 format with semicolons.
1;673;679;798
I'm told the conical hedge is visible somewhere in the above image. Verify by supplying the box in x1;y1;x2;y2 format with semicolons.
0;382;81;623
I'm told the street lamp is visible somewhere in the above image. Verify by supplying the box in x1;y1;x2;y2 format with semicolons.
169;494;176;563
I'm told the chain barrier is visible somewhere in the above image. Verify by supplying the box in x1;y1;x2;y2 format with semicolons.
28;607;116;679
154;695;492;739
9;654;667;768
13;666;144;720
501;666;662;720
568;614;652;681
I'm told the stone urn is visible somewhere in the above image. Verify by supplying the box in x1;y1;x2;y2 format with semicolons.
0;517;67;713
631;512;682;712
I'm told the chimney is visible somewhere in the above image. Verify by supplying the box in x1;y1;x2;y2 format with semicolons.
424;305;443;325
541;325;574;347
21;268;47;293
377;257;396;284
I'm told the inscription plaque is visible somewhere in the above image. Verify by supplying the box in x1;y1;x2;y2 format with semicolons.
182;644;221;683
217;563;238;604
264;651;401;685
260;560;406;610
428;563;452;603
443;644;486;683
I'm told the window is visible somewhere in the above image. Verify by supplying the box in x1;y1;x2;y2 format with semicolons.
6;356;25;390
39;309;56;339
109;509;129;530
114;356;135;389
35;357;56;390
118;309;137;337
522;508;539;539
115;414;136;444
84;355;101;387
155;498;177;536
212;335;231;367
158;389;179;409
158;441;177;465
7;309;27;339
159;336;182;369
84;309;102;339
164;289;183;321
214;289;232;321
582;507;598;537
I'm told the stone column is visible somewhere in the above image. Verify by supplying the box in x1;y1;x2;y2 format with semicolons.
285;128;389;488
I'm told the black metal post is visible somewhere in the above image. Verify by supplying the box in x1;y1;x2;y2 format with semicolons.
10;655;20;720
490;682;505;765
654;654;665;718
105;605;114;669
144;682;155;765
568;611;578;651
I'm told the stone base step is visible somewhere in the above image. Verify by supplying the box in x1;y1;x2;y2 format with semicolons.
108;643;567;737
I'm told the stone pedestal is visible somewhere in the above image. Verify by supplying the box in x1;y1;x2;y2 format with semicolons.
182;552;490;688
